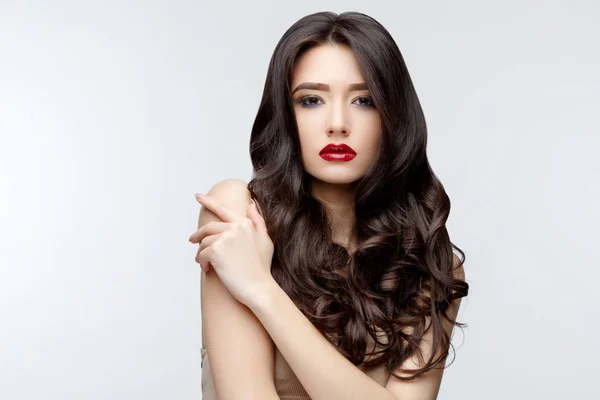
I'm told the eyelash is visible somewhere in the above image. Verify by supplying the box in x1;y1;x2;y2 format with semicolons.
297;95;376;109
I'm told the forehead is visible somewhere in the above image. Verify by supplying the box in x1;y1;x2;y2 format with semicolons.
290;44;365;87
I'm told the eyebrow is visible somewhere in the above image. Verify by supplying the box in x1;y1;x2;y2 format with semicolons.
291;82;369;94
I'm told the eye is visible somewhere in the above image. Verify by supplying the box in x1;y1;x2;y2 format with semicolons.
353;96;375;108
296;95;376;109
298;96;323;108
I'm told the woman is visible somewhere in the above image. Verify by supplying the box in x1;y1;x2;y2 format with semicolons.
189;11;469;400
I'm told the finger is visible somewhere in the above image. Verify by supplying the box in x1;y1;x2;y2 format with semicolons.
195;232;220;267
198;240;219;272
246;202;263;235
196;233;221;271
189;221;229;243
196;249;212;272
247;201;267;236
199;233;220;252
195;193;245;224
197;249;212;273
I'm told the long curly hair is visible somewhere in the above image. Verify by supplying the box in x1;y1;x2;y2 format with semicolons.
247;11;469;381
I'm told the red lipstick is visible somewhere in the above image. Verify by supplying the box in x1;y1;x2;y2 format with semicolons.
319;143;357;162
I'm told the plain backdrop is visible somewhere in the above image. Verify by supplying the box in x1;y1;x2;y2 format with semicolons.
1;1;598;399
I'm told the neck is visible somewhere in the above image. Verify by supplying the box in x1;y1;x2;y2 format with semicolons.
310;179;358;250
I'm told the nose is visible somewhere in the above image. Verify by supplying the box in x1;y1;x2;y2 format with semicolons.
326;101;349;137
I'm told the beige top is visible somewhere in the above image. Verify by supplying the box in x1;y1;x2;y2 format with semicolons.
201;326;391;399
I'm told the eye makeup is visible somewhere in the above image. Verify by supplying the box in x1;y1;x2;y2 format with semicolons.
295;95;375;108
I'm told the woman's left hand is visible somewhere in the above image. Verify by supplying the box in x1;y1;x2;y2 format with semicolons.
188;193;275;307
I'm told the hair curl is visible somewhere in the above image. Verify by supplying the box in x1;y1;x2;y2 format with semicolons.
247;11;469;381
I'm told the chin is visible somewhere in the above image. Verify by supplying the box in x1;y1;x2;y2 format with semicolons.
308;171;364;185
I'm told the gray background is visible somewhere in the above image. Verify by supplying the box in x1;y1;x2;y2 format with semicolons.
1;0;598;399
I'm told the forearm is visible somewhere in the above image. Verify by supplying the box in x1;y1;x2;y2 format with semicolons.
248;280;396;400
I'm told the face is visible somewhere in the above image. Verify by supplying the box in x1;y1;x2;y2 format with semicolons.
290;44;382;185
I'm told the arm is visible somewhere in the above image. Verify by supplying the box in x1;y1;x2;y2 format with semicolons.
384;254;465;399
199;178;279;400
247;255;466;400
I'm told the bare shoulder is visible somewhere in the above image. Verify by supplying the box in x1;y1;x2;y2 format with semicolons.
452;253;465;281
205;178;250;206
198;178;251;225
206;177;250;197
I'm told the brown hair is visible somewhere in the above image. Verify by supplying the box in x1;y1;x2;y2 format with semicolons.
247;11;469;380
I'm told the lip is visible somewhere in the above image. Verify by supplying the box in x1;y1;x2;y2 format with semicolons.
319;143;357;162
319;143;356;155
320;152;356;161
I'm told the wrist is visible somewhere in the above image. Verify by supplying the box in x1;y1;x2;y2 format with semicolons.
246;278;281;312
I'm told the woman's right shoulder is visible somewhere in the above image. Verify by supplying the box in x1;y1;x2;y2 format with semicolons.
198;178;252;222
205;177;250;201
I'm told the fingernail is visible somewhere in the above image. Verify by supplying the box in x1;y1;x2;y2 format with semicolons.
195;193;205;199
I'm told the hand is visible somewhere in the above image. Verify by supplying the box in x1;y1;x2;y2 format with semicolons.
188;193;275;306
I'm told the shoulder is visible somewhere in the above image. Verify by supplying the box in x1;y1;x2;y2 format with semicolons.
452;253;465;281
205;178;251;208
197;178;251;225
206;178;250;199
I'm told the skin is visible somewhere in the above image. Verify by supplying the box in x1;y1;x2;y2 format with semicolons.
192;187;461;399
190;43;463;400
290;44;382;252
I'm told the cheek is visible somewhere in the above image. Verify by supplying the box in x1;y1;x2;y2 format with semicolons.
359;135;381;165
371;131;383;151
295;115;322;148
359;120;382;152
368;117;383;146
